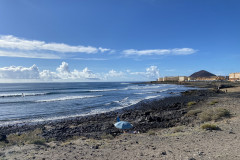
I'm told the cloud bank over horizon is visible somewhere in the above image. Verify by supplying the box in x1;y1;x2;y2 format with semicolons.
0;62;160;82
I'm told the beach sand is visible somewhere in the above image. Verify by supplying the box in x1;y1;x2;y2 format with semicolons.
1;82;240;160
221;86;240;93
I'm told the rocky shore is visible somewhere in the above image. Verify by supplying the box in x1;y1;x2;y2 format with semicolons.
1;85;222;141
1;81;240;160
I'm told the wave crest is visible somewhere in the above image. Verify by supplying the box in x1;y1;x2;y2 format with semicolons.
36;95;102;102
0;93;46;98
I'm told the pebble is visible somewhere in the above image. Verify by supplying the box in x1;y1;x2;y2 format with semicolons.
161;151;167;155
91;145;99;149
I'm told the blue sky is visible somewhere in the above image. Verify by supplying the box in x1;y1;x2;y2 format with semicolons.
0;0;239;82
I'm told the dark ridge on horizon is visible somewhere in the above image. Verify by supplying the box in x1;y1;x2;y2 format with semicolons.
190;70;216;78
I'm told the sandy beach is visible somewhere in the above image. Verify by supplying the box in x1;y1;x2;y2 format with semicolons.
1;82;240;160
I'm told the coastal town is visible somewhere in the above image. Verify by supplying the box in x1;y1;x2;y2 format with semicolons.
158;70;240;82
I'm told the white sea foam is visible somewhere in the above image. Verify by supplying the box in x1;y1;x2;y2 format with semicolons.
122;85;163;91
134;89;169;95
104;102;112;106
157;89;169;92
36;95;102;102
145;95;162;100
89;89;118;92
0;93;46;98
134;91;155;95
134;92;145;95
120;83;130;85
114;97;141;108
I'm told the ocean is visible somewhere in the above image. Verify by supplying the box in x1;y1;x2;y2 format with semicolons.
0;82;193;126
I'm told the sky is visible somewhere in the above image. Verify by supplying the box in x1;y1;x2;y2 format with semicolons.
0;0;240;82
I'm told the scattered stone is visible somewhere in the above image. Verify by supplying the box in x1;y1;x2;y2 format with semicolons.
198;151;204;156
0;134;8;143
161;151;167;155
0;152;5;157
91;145;99;149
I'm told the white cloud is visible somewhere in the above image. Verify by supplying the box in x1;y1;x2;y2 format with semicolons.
0;64;161;82
0;64;40;79
0;62;160;82
40;70;59;80
123;48;197;56
105;70;124;77
123;49;170;56
0;35;100;53
0;35;113;59
72;68;99;80
47;62;100;80
56;62;70;73
130;66;160;78
0;35;196;60
0;62;100;81
55;62;71;79
98;47;111;53
0;50;60;59
172;48;197;55
146;66;160;78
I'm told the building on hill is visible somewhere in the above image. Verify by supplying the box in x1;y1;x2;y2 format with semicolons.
229;72;240;81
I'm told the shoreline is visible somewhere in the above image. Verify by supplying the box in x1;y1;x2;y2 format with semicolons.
1;81;240;159
0;82;222;140
0;82;188;128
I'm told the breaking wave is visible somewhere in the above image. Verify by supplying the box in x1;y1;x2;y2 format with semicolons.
89;89;118;92
36;95;102;102
0;93;47;98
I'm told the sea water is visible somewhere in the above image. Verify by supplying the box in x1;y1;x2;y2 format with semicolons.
0;82;193;126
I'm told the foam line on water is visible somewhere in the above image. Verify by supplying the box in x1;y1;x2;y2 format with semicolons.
144;95;162;100
0;93;47;98
36;95;102;102
89;89;118;92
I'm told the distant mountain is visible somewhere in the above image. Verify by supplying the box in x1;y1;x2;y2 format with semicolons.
190;70;216;78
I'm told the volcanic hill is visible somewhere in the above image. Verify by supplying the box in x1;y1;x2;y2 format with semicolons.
190;70;216;78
